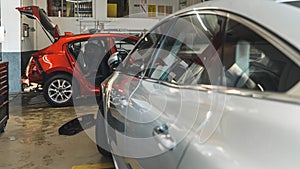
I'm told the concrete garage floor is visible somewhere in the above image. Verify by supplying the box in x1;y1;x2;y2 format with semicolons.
0;92;114;169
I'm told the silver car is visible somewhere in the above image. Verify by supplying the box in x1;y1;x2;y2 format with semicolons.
96;0;300;168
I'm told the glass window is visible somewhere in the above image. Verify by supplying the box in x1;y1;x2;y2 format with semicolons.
283;1;300;8
68;37;111;85
68;40;85;59
47;0;93;17
119;19;175;76
68;38;109;72
147;14;225;85
223;19;300;92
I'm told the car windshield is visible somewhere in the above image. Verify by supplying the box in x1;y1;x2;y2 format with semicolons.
285;1;300;7
277;0;300;8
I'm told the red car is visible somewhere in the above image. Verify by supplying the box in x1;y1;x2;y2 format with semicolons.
17;6;139;107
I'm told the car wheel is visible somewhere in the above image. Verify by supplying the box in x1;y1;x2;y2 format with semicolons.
21;83;28;91
43;74;73;107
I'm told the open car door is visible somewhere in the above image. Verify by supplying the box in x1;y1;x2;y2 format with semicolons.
16;6;60;43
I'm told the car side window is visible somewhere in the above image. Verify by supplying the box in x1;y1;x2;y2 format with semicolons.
223;19;300;92
119;20;175;76
147;14;225;85
68;40;85;60
69;38;110;60
68;37;111;84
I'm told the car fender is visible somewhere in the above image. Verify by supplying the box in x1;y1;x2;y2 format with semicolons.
43;70;85;95
44;66;73;75
37;52;72;73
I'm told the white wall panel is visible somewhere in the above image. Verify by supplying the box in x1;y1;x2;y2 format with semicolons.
1;0;21;52
21;0;35;51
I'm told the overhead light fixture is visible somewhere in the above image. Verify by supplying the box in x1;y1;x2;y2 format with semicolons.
66;0;92;3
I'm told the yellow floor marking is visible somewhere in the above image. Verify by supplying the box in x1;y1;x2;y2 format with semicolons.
71;163;115;169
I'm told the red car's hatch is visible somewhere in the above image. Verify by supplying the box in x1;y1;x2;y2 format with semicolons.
16;6;60;43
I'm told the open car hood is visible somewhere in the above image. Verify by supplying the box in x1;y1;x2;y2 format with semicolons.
16;6;60;42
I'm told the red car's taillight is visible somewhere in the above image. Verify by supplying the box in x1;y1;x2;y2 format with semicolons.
30;58;39;73
25;57;33;77
26;56;43;82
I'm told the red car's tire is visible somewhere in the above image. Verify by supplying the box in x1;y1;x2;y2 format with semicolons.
43;74;73;107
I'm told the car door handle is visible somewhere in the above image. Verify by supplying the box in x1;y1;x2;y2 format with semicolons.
152;124;176;150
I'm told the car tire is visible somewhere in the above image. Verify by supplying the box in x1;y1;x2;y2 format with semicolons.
96;143;112;157
96;104;112;157
21;83;28;91
43;74;73;107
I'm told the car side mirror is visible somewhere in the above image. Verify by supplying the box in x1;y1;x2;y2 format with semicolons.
108;51;129;70
108;52;123;70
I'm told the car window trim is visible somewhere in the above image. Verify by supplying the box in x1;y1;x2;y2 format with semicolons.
140;75;300;105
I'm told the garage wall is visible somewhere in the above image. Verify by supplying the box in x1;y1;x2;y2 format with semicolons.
186;0;206;6
1;1;21;52
34;0;161;50
104;17;160;31
179;0;207;9
21;0;35;52
1;0;21;93
129;0;179;17
24;0;210;50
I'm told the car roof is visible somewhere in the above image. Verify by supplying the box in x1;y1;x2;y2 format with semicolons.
168;0;300;53
58;33;139;43
276;0;299;2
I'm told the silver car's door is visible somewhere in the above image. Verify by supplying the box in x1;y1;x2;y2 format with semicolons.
178;92;300;169
178;13;300;169
104;18;177;169
105;13;227;169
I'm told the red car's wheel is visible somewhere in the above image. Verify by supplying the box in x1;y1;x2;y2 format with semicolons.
43;74;73;107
